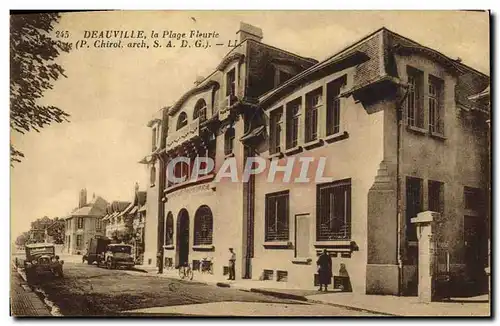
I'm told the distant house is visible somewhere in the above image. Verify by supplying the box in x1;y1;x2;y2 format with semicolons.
64;189;108;255
102;183;147;262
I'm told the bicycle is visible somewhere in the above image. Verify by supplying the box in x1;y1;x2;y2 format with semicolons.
178;263;193;280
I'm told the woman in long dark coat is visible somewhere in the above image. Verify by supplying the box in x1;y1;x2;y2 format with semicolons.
316;249;332;292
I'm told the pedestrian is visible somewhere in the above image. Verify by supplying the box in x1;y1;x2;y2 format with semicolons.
316;249;332;292
228;248;236;280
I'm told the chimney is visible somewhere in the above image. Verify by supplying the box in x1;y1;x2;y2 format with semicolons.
236;22;263;43
194;76;205;86
79;188;87;208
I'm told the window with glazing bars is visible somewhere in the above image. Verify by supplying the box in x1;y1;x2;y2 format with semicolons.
265;191;289;241
305;88;322;142
77;217;84;229
226;69;236;97
269;108;283;154
165;213;174;245
326;76;346;136
76;235;83;249
316;179;351;241
194;206;213;245
286;99;300;149
194;99;207;122
428;75;444;134
406;67;424;128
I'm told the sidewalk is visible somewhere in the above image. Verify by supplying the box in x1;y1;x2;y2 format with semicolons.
135;266;491;317
10;266;51;317
305;292;490;317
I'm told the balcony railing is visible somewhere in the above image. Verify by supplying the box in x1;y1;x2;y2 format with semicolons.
166;119;201;151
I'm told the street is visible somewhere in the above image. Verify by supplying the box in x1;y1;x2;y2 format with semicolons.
11;256;378;316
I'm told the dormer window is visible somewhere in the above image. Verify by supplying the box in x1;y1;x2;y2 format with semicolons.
193;99;207;122
176;112;188;130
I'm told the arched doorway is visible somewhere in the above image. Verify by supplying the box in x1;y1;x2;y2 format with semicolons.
176;209;190;267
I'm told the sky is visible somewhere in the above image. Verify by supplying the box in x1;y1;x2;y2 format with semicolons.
10;10;490;238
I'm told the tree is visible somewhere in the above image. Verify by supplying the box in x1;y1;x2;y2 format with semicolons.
30;216;65;244
15;232;31;247
10;13;72;165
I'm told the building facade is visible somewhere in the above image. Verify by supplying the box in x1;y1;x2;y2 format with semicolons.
64;189;108;255
142;24;490;295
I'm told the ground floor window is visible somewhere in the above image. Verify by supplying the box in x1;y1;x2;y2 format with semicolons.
165;212;174;245
76;235;83;249
406;177;423;242
265;190;290;241
316;179;351;241
194;206;213;245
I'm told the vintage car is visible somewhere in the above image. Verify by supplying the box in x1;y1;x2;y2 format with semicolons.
22;243;64;281
102;243;135;269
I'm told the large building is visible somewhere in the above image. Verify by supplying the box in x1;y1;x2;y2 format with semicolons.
64;189;108;255
141;24;490;295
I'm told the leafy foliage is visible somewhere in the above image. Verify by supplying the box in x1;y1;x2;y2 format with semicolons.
10;13;72;164
29;216;65;244
15;231;31;247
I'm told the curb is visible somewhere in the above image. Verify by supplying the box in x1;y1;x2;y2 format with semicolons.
248;287;397;316
306;299;397;316
249;288;309;302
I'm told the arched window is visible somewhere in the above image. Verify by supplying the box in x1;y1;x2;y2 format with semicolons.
165;212;174;246
193;99;207;122
150;165;156;187
176;112;188;130
224;127;235;156
194;205;213;246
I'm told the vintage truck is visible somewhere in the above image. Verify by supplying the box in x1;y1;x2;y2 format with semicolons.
17;243;64;282
102;243;135;270
84;236;111;265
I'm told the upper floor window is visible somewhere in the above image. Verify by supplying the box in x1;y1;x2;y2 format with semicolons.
194;99;207;122
152;127;158;151
428;75;444;134
265;191;289;241
317;179;351;241
95;218;102;231
224;127;235;156
77;217;84;229
176;112;188;130
406;66;424;129
305;88;322;142
286;99;301;149
406;176;423;241
226;68;236;97
274;67;293;87
269;107;283;154
150;165;156;187
326;76;346;136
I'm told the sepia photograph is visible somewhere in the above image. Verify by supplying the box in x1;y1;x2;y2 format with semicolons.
9;10;491;317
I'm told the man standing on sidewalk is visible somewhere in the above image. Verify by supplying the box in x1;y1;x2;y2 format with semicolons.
228;248;236;280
